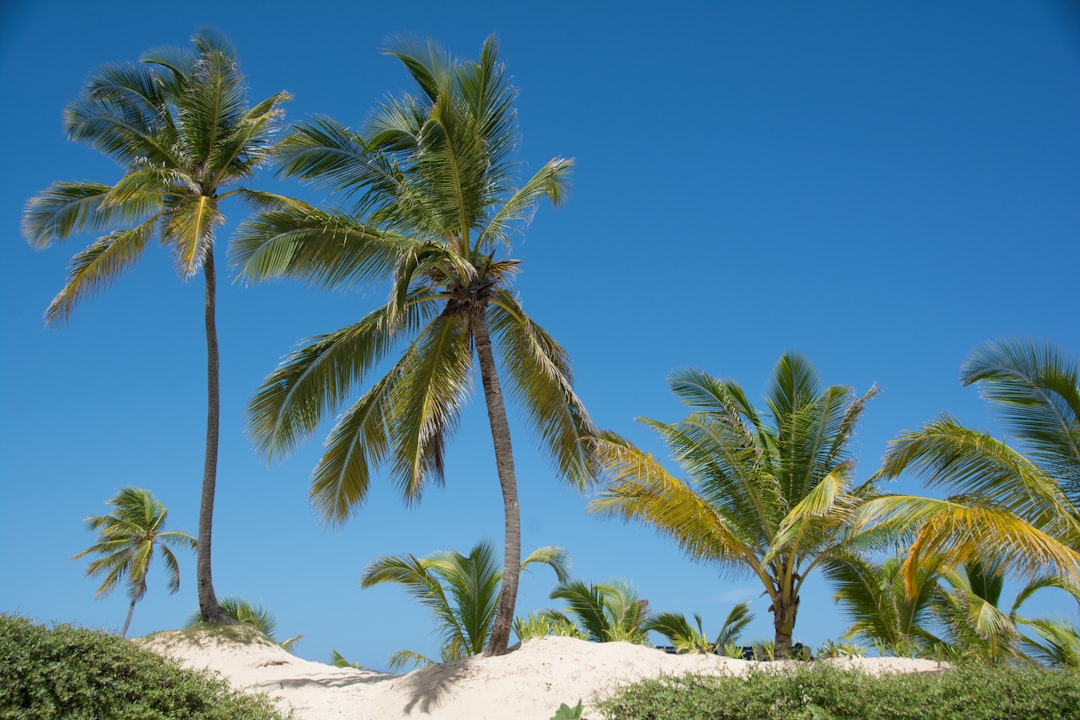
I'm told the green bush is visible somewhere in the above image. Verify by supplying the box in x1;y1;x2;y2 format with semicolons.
0;614;290;720
596;663;1080;720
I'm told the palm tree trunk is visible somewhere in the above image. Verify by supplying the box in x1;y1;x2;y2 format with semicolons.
197;247;229;624
119;598;137;637
473;305;521;656
772;595;798;658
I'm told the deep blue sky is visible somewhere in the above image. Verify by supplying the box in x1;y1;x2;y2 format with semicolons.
2;1;1078;671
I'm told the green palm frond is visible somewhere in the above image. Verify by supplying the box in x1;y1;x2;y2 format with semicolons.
715;601;755;647
23;182;128;247
488;291;596;488
478;157;573;250
1017;617;1080;667
961;339;1080;500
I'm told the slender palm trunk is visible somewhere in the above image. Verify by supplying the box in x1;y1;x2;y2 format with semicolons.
197;247;229;623
119;598;137;637
772;592;798;657
473;306;521;656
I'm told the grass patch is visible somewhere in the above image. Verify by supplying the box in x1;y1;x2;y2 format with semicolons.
595;663;1080;720
0;614;291;720
142;620;278;651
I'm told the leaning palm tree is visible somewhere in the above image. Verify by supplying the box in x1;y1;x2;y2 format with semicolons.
232;37;594;655
863;339;1080;593
73;487;196;637
590;355;878;656
23;29;293;623
360;540;570;668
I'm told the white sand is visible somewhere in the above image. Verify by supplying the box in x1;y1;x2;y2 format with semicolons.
139;631;945;720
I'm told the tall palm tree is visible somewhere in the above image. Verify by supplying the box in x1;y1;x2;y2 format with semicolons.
590;355;878;656
863;339;1080;592
360;540;570;668
232;37;594;655
23;30;293;624
73;487;196;637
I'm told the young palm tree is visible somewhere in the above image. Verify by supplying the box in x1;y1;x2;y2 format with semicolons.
185;596;302;652
23;30;293;624
73;487;196;637
547;579;653;644
824;553;945;657
590;354;879;656
232;38;594;655
863;339;1080;592
645;601;754;654
360;540;570;668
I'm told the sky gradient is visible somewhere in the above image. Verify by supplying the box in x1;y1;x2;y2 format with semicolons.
2;0;1078;670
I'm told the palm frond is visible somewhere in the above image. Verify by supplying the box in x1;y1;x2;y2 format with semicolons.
23;182;126;247
45;220;156;324
488;292;596;488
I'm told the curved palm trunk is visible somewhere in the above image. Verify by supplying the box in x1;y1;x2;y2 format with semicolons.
197;248;229;623
119;598;137;637
473;306;521;656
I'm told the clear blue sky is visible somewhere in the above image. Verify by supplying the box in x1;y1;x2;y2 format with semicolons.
2;0;1078;671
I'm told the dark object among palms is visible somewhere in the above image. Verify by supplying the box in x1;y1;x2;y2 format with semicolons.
590;355;878;656
24;30;293;623
73;487;195;636
233;38;594;655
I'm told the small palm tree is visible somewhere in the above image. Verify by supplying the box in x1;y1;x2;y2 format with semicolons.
232;37;594;656
590;355;878;656
864;339;1080;593
824;553;944;657
361;540;570;669
645;602;754;654
73;487;195;637
24;29;294;624
186;596;302;652
546;579;653;644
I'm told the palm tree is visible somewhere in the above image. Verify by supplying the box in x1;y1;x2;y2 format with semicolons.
23;30;293;624
824;552;944;658
547;579;653;644
232;37;594;655
864;339;1080;593
360;540;570;668
590;355;879;657
185;596;302;652
645;601;754;654
73;487;196;636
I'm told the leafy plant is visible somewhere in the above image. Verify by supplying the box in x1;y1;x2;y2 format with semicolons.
185;596;301;653
330;649;363;669
0;614;291;720
548;579;652;644
550;699;584;720
645;602;754;654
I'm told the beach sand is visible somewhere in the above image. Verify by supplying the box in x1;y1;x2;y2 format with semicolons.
139;631;944;720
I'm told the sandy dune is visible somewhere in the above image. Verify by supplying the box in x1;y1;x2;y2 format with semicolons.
140;631;944;720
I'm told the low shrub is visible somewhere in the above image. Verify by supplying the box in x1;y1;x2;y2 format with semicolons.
596;663;1080;720
0;614;290;720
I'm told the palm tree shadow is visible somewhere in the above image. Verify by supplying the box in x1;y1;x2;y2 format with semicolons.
398;657;475;714
263;667;397;691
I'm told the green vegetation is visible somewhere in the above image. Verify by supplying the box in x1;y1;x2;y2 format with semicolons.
546;579;653;644
645;602;754;654
0;614;290;720
23;29;296;625
863;339;1080;590
590;354;878;656
595;664;1080;720
72;487;195;637
185;597;302;653
232;36;595;656
360;540;569;668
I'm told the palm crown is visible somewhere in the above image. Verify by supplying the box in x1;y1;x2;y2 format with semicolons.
232;37;593;654
590;354;878;654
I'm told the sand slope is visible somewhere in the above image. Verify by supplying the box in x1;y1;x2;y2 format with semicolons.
139;631;944;720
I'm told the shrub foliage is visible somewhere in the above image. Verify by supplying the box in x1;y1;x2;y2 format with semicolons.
0;614;290;720
596;663;1080;720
